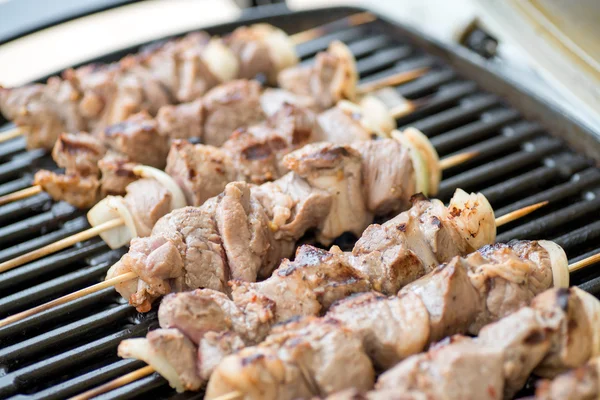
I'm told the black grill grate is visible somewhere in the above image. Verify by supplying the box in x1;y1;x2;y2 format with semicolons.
0;7;599;400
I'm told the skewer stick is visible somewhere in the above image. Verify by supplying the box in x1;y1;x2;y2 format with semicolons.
0;201;548;329
0;127;24;143
0;271;136;328
211;392;244;400
0;218;123;273
69;365;155;400
569;252;600;273
0;185;42;206
494;201;549;227
357;68;429;94
439;151;478;170
290;12;376;45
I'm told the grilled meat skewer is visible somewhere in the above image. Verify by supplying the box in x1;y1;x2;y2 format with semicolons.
532;357;600;400
118;238;568;394
0;23;303;150
105;138;432;311
205;287;598;400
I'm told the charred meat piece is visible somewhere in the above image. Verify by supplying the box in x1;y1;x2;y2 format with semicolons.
534;358;600;400
34;170;100;208
156;99;204;140
202;80;265;146
51;132;106;175
0;79;86;150
206;318;375;400
97;153;139;197
99;111;170;169
376;287;597;400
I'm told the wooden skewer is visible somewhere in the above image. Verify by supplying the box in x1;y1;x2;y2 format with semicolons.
0;126;25;143
210;391;244;400
0;201;548;329
357;68;429;94
569;252;600;273
0;218;124;274
438;151;478;170
495;201;549;227
68;365;155;400
0;271;136;328
290;12;376;45
0;185;42;206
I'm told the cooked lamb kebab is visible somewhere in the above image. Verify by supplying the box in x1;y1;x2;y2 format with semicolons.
103;137;431;310
33;72;398;210
117;238;568;394
78;122;437;251
531;357;600;400
206;286;599;400
0;23;302;150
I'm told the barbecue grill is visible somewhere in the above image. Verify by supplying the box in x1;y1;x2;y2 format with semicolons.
0;4;599;400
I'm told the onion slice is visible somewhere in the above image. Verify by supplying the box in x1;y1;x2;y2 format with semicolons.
202;39;240;83
87;196;138;249
572;287;600;358
392;129;429;196
447;189;496;250
538;240;569;288
329;40;359;102
359;95;397;137
402;127;441;196
337;100;385;139
119;338;186;393
133;165;188;210
257;24;299;75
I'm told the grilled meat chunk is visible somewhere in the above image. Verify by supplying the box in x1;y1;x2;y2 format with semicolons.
278;41;356;111
535;358;600;400
206;318;375;400
51;132;106;175
156;99;204;140
98;111;170;169
0;79;86;150
124;179;173;238
376;287;597;400
97;153;139;197
34;170;99;208
202;80;265;146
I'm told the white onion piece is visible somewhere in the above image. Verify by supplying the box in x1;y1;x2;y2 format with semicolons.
329;40;359;102
537;240;569;288
359;95;396;136
448;189;496;250
392;129;429;196
402;127;441;196
572;287;600;358
118;338;186;393
202;39;240;83
133;165;188;210
337;100;387;138
257;24;299;74
87;196;138;249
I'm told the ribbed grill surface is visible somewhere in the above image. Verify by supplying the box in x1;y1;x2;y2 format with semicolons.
0;11;599;400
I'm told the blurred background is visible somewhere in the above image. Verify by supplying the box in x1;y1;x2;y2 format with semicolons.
0;0;598;131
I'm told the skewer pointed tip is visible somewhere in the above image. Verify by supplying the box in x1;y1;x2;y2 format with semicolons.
0;126;24;143
439;151;479;170
290;12;376;45
495;200;549;227
358;67;429;95
569;252;600;273
0;185;42;206
69;365;155;400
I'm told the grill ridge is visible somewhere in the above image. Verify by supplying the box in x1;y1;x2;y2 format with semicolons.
0;7;598;399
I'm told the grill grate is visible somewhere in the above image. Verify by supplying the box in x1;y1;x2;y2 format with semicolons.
0;7;599;400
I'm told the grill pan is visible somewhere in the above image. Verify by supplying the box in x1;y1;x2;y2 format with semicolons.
0;4;599;399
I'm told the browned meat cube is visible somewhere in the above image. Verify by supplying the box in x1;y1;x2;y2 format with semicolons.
99;111;170;169
34;170;100;209
97;153;139;197
52;132;106;175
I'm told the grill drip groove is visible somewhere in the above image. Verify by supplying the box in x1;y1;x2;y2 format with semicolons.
0;10;598;400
